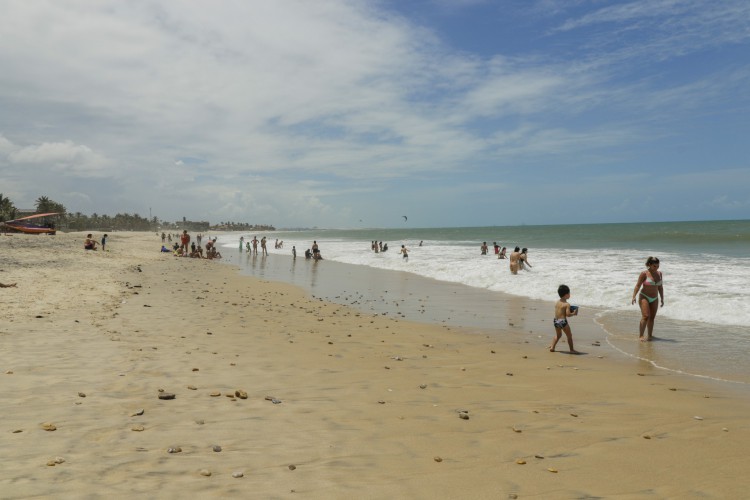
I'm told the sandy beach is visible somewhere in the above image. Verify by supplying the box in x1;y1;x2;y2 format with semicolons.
1;231;748;499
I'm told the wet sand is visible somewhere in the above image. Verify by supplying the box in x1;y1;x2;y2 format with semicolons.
2;231;749;498
227;250;607;341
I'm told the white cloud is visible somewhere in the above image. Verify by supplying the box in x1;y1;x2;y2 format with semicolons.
7;140;109;176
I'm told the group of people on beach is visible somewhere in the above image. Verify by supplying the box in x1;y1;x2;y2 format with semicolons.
161;231;205;246
84;233;107;251
160;230;221;259
371;241;389;253
237;236;287;256
551;256;664;354
481;242;508;259
239;236;267;256
477;240;664;352
369;240;409;259
481;242;532;275
306;241;322;260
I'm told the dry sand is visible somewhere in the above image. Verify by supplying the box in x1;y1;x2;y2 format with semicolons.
1;231;748;499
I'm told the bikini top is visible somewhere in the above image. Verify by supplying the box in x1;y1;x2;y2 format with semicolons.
643;272;662;286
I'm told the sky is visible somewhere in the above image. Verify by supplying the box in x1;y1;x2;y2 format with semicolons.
1;0;749;229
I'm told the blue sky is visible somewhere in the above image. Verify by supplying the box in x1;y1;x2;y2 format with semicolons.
1;0;748;228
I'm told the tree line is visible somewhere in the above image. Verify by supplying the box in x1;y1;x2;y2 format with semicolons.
0;194;274;232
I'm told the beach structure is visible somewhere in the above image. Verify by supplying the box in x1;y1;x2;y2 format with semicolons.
1;212;60;234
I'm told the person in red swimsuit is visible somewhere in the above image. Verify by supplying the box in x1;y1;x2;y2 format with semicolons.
180;230;190;255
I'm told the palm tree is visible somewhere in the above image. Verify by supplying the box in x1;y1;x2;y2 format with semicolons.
0;193;17;221
35;196;52;213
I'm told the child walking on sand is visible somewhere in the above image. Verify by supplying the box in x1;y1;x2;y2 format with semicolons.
550;284;580;354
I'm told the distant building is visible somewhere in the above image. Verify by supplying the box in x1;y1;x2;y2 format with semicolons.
14;209;37;218
176;217;210;231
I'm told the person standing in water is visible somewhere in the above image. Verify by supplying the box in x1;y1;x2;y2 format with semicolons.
400;244;409;260
519;248;532;270
509;247;521;274
632;256;664;342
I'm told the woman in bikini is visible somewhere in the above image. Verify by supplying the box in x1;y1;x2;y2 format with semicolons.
631;256;664;342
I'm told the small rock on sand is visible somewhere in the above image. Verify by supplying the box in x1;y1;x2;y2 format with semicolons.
235;390;248;399
158;393;176;400
78;392;86;398
42;423;57;431
199;469;212;477
288;464;296;470
212;445;222;452
434;456;442;462
132;409;145;416
132;425;145;432
167;447;182;454
210;392;221;397
232;471;244;478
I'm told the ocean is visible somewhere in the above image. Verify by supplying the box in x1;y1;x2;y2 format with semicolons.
216;220;750;386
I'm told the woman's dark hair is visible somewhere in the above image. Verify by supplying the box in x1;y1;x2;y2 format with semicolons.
646;256;660;266
514;246;520;252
